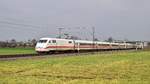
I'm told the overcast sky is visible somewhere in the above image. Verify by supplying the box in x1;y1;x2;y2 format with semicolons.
0;0;150;41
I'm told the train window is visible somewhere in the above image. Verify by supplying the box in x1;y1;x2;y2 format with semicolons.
38;40;47;43
52;40;56;43
49;40;51;43
99;44;109;46
68;41;72;44
112;45;118;46
80;43;92;45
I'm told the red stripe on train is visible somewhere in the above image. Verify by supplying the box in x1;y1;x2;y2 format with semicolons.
45;45;112;49
46;46;74;48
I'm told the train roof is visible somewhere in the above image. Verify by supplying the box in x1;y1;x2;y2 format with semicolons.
39;37;73;41
39;37;130;45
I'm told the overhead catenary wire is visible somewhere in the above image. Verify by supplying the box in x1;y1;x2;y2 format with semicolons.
0;20;42;28
0;22;55;40
0;25;42;35
56;27;96;40
0;19;98;40
0;25;44;41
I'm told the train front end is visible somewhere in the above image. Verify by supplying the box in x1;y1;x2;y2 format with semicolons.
35;38;49;52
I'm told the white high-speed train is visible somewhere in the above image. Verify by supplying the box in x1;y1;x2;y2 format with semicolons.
35;37;142;53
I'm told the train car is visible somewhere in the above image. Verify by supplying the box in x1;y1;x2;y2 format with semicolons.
75;40;95;50
35;38;74;53
35;37;138;53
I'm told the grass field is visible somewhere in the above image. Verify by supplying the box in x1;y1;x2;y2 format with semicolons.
0;51;150;84
0;48;36;55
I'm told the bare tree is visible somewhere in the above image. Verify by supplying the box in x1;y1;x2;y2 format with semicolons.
10;39;17;48
94;38;99;41
106;37;114;42
31;39;37;47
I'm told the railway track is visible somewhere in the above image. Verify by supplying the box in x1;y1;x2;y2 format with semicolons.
0;49;140;61
0;53;41;58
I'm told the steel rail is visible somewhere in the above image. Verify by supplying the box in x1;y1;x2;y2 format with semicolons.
0;49;140;60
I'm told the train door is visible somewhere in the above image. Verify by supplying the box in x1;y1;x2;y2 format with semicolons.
74;41;80;52
52;40;57;50
73;40;76;51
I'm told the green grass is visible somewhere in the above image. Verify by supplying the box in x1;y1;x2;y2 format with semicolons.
0;48;36;55
0;51;150;84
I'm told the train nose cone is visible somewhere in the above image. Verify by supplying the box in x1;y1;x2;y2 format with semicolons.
36;43;45;48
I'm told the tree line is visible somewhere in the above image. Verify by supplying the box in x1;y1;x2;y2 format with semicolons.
0;39;37;48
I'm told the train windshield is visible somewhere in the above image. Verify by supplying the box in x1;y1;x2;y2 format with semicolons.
38;40;47;43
